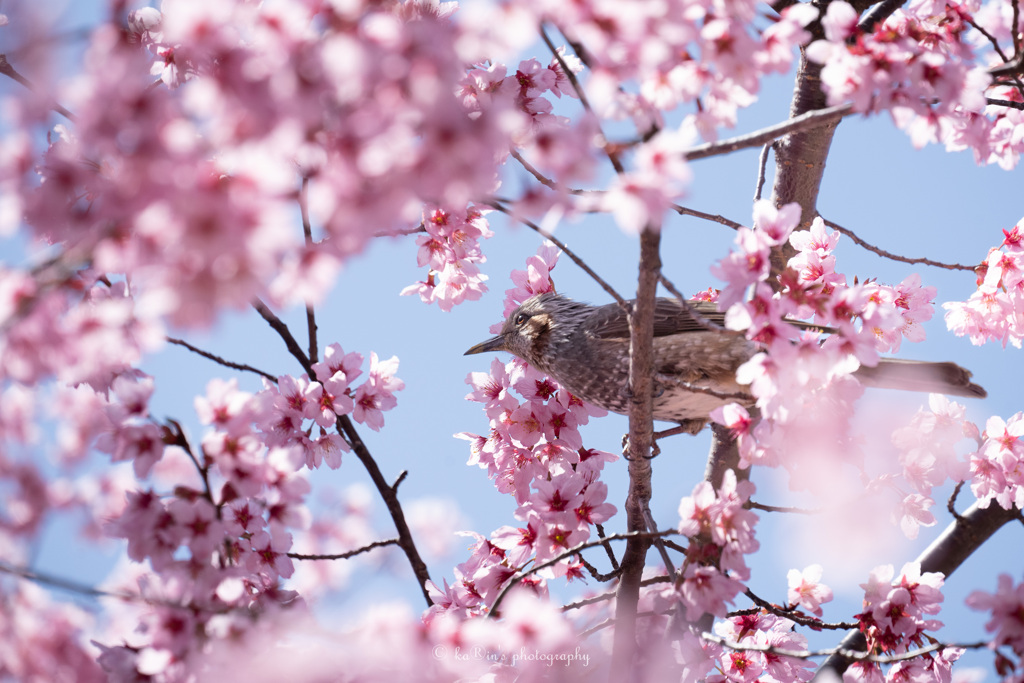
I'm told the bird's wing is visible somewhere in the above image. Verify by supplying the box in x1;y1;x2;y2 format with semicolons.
583;298;829;340
583;298;727;340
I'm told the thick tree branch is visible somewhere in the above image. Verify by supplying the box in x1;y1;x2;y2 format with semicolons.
611;227;662;678
683;103;854;161
814;501;1020;678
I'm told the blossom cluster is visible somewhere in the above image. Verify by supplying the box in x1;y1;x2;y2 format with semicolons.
807;1;1023;167
676;470;760;621
94;344;402;678
401;205;493;311
540;0;818;137
438;245;617;618
887;395;976;539
707;613;816;683
0;331;402;681
967;412;1024;511
711;201;938;481
845;563;959;682
945;218;1024;348
967;573;1024;667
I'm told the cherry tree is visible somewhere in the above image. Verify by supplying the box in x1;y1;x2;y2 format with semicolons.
0;0;1022;681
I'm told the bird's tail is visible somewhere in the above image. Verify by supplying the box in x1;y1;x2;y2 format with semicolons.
853;358;987;399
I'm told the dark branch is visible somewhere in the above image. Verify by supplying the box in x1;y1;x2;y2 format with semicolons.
485;199;627;306
671;203;745;230
857;0;908;34
823;218;978;271
986;97;1024;111
488;530;678;616
299;177;319;364
0;53;76;121
815;501;1019;678
742;588;857;630
288;537;400;561
166;336;277;383
253;300;434;606
748;501;821;515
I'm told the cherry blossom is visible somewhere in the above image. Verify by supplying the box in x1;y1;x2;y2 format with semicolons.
787;564;834;617
0;0;1019;679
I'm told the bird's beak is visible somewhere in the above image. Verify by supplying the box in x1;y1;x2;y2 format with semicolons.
464;335;507;356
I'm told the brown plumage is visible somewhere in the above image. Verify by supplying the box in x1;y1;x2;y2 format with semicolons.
465;292;986;427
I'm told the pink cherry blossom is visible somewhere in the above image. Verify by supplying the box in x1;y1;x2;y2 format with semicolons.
787;564;834;617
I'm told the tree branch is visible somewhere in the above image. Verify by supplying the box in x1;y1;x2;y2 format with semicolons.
252;300;434;606
488;530;677;616
288;537;400;561
0;53;76;121
611;226;662;677
486;199;627;306
707;631;990;664
814;500;1020;678
823;218;978;271
299;177;319;364
166;336;278;383
683;103;854;162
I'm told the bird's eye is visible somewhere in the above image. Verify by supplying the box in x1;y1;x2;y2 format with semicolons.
513;312;529;327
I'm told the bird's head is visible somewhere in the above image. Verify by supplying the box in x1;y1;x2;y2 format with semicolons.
464;292;577;368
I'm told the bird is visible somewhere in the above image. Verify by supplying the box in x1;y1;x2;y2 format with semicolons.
464;292;986;429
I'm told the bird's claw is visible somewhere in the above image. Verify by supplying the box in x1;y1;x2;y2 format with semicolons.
621;433;661;459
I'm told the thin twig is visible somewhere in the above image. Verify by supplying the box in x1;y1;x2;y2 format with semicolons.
594;523;621;573
166;337;277;383
579;610;662;639
510;149;573;192
755;143;772;201
485;199;626;306
253;299;312;371
0;561;190;611
299;177;319;364
164;418;215;506
252;300;434;606
288;538;399;561
946;480;965;521
967;16;1012;64
487;530;678;616
539;24;629;175
579;555;620;582
705;632;990;664
741;589;856;630
823;218;977;271
643;509;678;581
375;223;427;238
747;501;821;515
0;53;76;121
671;204;745;231
561;575;672;613
0;561;137;602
